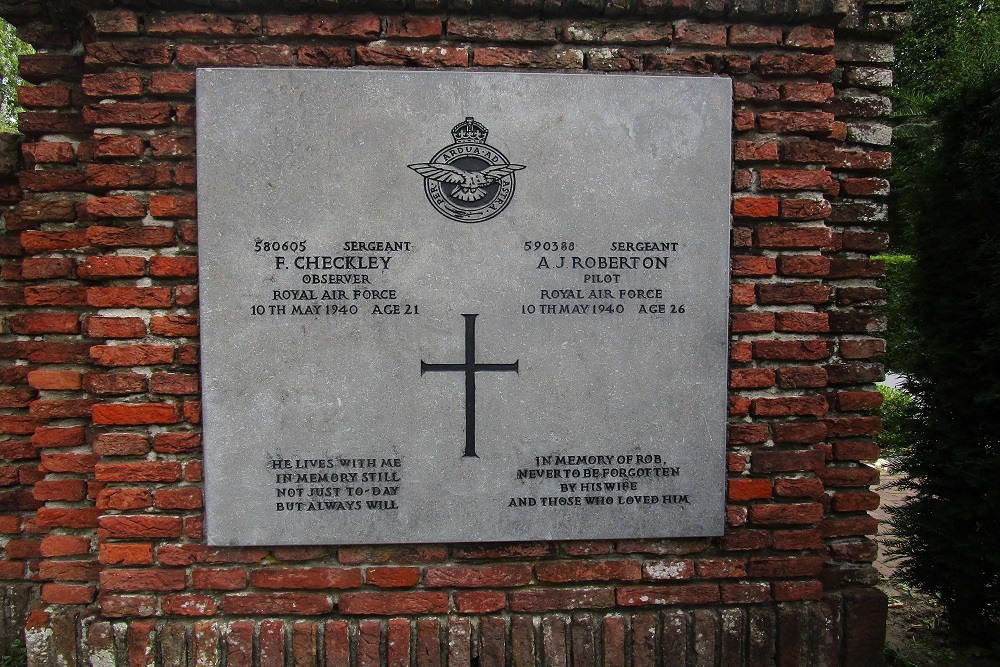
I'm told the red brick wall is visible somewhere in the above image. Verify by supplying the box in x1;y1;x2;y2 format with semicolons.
0;0;899;663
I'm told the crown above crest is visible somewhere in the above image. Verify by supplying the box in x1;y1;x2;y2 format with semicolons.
451;117;489;144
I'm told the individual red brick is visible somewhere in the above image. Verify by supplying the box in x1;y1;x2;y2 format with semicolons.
19;170;89;193
0;386;37;408
81;73;143;97
730;312;775;333
832;490;880;512
83;102;171;127
776;312;829;333
148;72;196;96
152;432;202;455
100;515;181;539
671;21;727;48
728;478;772;501
86;164;155;189
773;478;825;500
509;588;613;612
148;194;196;219
758;283;832;305
94;134;146;158
536;560;640;583
833;439;880;461
696;558;747;579
77;256;145;280
785;26;835;50
100;543;154;566
731;285;756;307
87;226;174;248
473;48;582;68
448;17;556;42
387;16;443;39
85;372;145;397
33;479;87;501
182;402;201;424
160;594;217;617
97;487;153;511
753;340;830;361
748;555;824;578
150;135;195;159
89;9;140;34
338;592;449;616
732;108;756;131
154;488;203;511
19;111;88;134
818;464;879;487
729;24;781;46
95;462;182;483
837;390;883;411
100;569;186;592
24;286;88;306
734;140;779;161
782;199;833;222
365;566;420;588
823;417;882;438
93;402;180;425
193;567;247;591
19;85;71;108
756;53;835;76
454;591;506;613
729;368;775;390
93;432;149;456
79;196;145;220
756;226;831;248
354;45;469;68
87;287;172;308
91;345;173;367
728;424;769;447
35;508;100;528
85;42;173;66
28;398;94;421
174;286;198;307
776;366;828;389
22;141;75;164
617;584;720;606
42;583;96;605
778;255;830;277
99;594;156;617
296;46;354;68
147;13;261;36
85;317;147;340
176;44;292;67
758;111;836;135
149;256;197;277
17;257;72;280
781;82;834;103
20;230;88;253
732;196;778;219
425;564;531;588
751;448;825;473
40;535;91;558
38;560;101;581
250;568;361;590
721;582;772;603
760;169;834;191
7;313;78;335
820;515;878;537
749;503;824;526
734;82;780;103
149;373;198;395
773;580;824;601
39;452;97;474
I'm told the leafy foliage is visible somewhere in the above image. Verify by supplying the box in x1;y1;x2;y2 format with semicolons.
0;641;26;667
876;254;917;374
875;385;915;455
888;66;1000;640
0;17;33;133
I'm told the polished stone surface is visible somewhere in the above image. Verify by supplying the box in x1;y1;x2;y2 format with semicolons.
197;69;731;545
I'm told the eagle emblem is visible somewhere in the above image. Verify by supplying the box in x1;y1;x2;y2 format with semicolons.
408;117;525;223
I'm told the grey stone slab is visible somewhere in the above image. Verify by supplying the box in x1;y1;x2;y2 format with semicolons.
197;69;731;545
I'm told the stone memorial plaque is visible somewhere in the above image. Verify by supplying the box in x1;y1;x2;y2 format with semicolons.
197;69;731;545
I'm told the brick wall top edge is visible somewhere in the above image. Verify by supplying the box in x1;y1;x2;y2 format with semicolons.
0;0;848;26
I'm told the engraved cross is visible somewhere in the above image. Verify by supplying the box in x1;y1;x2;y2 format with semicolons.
420;314;519;458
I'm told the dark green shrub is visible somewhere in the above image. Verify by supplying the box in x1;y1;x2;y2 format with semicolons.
0;641;25;667
888;66;1000;640
876;254;917;375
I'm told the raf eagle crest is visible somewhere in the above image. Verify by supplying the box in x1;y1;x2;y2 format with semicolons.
408;117;525;223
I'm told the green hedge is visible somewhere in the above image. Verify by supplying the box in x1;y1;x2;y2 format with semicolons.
876;254;916;375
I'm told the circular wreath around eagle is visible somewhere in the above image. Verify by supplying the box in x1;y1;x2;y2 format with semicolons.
408;117;525;224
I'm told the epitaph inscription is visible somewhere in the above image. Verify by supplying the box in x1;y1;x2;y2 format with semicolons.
197;70;732;545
